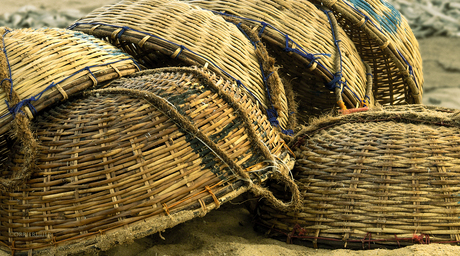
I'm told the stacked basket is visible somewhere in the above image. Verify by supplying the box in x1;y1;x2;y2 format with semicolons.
0;0;433;254
256;105;460;248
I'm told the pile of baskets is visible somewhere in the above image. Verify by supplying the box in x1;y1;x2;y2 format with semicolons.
4;0;459;254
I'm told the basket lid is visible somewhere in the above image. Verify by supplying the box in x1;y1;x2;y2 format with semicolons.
69;0;293;130
0;27;140;136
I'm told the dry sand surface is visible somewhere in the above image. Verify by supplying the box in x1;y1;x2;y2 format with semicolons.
2;1;460;256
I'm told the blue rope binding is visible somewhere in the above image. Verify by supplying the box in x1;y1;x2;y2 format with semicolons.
69;22;298;134
0;28;141;120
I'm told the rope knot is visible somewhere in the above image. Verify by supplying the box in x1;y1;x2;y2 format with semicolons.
236;80;243;88
258;22;269;37
266;108;279;127
325;72;344;91
117;26;130;39
7;97;37;119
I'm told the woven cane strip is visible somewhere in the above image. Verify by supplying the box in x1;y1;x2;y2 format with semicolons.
71;0;290;130
0;27;140;136
257;106;460;248
316;0;423;105
181;0;369;118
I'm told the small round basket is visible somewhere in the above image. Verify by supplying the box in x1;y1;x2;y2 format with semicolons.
0;27;140;137
0;67;300;255
180;0;373;120
310;0;423;106
256;105;460;249
69;0;293;131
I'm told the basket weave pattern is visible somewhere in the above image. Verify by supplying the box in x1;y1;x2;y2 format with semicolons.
71;0;291;129
317;0;423;105
257;106;460;248
182;0;370;118
0;67;293;253
0;27;140;136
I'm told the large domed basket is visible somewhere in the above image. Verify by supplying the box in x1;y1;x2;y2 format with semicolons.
180;0;373;121
0;67;300;255
310;0;423;106
0;27;140;190
69;0;294;131
256;105;460;249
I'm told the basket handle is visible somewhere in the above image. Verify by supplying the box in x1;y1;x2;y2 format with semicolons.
250;170;302;212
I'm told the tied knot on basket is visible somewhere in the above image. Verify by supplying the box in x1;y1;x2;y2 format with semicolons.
412;233;430;244
325;72;346;92
6;97;37;119
282;34;330;68
258;22;269;38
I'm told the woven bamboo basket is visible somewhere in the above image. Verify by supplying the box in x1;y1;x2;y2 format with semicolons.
310;0;423;106
256;105;460;249
0;27;140;137
180;0;373;121
69;0;293;131
0;67;300;255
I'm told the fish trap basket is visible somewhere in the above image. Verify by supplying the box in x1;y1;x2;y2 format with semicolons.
69;0;293;130
0;67;300;255
256;105;460;249
181;0;373;121
0;27;140;137
310;0;423;106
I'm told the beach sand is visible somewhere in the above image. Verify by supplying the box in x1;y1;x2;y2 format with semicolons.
2;1;460;255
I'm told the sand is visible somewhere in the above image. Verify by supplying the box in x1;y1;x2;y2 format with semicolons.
2;1;460;256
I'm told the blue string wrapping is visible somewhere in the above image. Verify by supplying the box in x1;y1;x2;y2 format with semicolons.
206;10;333;76
1;27;141;120
322;9;364;104
233;20;294;134
322;9;345;92
70;22;299;133
342;0;418;90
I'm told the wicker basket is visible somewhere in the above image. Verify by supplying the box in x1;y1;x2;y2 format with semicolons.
69;0;293;131
0;27;140;137
180;0;373;121
256;105;460;249
0;67;300;255
310;0;423;106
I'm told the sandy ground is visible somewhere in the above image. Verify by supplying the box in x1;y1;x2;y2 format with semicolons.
2;1;460;256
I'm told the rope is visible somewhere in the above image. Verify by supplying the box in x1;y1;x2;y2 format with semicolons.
95;68;302;211
224;19;294;135
322;8;365;110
